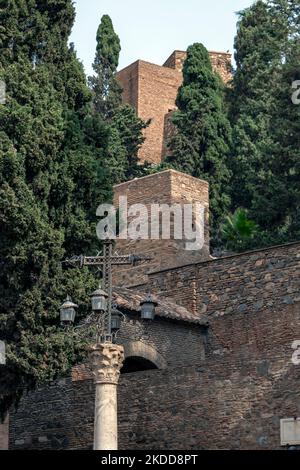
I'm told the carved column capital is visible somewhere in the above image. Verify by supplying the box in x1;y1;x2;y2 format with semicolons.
88;343;124;385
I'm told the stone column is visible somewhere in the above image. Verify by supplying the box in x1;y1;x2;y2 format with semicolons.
89;343;124;450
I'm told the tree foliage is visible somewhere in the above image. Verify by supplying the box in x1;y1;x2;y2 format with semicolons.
165;43;232;236
229;0;300;247
0;0;111;416
89;14;149;184
220;208;258;252
88;14;122;119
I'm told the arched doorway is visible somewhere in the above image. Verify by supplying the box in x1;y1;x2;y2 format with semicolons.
121;356;158;374
120;341;167;374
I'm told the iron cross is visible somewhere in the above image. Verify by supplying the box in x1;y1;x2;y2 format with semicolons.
64;240;151;339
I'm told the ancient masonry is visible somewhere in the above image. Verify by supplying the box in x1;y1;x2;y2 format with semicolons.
7;169;300;450
113;169;210;287
117;50;232;164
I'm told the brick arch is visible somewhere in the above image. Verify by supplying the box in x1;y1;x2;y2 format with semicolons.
123;341;167;370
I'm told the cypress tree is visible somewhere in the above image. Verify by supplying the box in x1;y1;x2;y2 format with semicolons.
0;0;111;415
89;14;122;119
89;14;149;185
166;43;232;233
229;1;285;211
260;0;300;242
230;0;300;246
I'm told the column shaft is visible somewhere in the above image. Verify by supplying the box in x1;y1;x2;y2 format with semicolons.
94;383;118;450
89;343;124;451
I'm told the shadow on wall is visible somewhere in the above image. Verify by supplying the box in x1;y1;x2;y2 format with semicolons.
121;356;158;374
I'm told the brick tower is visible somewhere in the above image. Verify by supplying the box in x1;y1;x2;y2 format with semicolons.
112;169;210;287
117;50;231;165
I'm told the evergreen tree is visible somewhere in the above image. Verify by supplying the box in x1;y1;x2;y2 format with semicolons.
166;43;232;233
89;15;148;184
229;1;286;212
89;14;122;119
230;0;300;246
0;0;111;416
261;0;300;242
109;104;148;182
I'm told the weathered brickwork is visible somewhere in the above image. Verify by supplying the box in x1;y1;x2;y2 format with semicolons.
163;50;232;83
117;50;232;164
7;167;300;450
113;169;210;287
9;315;207;450
147;242;300;319
9;349;300;450
9;241;300;450
118;60;182;164
116;61;139;110
118;354;300;450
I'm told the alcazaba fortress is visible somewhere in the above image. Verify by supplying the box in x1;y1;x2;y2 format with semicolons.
1;50;300;451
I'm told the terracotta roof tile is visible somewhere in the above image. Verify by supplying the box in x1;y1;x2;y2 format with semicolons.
113;287;208;326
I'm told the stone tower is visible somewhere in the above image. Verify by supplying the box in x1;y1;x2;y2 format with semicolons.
112;169;210;287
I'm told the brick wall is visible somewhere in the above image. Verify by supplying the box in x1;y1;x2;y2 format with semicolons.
8;241;300;450
9;315;206;450
117;60;182;164
118;354;300;450
163;50;232;82
163;50;188;72
208;51;232;83
117;61;139;109
147;242;300;319
9;350;300;450
112;170;210;287
117;51;232;164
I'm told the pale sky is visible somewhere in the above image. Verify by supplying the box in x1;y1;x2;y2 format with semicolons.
70;0;255;76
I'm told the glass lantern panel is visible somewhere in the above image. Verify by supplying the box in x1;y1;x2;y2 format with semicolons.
111;316;121;331
92;296;107;312
141;302;155;319
60;307;75;323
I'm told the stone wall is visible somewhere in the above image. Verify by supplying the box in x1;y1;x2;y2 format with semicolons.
117;51;232;164
118;59;182;165
118;353;300;450
163;50;232;83
9;314;206;450
147;241;300;320
8;241;300;450
9;349;300;450
116;61;139;110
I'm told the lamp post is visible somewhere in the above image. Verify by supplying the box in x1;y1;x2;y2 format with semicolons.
62;240;155;450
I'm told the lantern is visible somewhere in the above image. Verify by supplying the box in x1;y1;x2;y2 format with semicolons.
60;296;78;325
111;303;122;332
91;286;108;312
140;293;157;321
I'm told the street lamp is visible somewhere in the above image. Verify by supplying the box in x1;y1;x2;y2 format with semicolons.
111;303;123;333
59;296;78;326
62;240;153;450
140;293;157;321
91;286;108;312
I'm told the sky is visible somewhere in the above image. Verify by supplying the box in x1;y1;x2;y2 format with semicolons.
70;0;255;76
